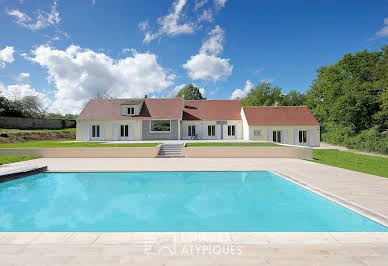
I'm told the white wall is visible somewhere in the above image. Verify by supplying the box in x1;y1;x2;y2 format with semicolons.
181;120;243;140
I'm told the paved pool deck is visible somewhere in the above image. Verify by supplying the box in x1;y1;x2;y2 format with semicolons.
1;158;388;265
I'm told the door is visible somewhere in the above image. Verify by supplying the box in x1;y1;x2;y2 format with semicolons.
119;124;134;140
90;124;101;141
272;130;282;143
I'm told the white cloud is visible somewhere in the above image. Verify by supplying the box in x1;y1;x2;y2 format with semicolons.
143;0;194;43
183;54;232;81
255;67;264;74
27;45;174;114
168;84;185;97
198;9;213;22
231;80;253;99
260;78;274;83
195;0;208;10
12;72;30;82
7;0;60;30
199;87;206;95
91;0;96;6
0;46;15;68
214;0;227;9
138;20;149;31
0;82;52;107
376;17;388;37
183;25;233;81
200;25;224;55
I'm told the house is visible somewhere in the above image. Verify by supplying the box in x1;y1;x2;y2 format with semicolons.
76;97;320;146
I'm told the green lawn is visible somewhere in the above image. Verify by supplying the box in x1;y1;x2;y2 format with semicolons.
0;155;40;165
310;149;388;178
186;142;281;147
0;140;160;148
0;128;76;133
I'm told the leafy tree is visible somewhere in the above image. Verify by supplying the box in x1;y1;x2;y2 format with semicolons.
176;84;205;100
240;82;284;106
282;90;307;106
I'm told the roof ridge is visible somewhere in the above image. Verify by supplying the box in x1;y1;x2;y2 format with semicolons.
243;105;307;108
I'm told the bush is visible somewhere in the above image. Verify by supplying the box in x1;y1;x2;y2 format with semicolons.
321;123;388;154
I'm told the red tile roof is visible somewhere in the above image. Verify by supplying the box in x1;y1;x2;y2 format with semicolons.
77;98;183;120
183;100;242;121
242;106;320;126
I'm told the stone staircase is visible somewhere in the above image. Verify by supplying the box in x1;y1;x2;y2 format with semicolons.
156;144;184;158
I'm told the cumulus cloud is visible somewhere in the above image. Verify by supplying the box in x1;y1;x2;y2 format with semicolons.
7;0;60;30
138;20;149;31
143;0;194;43
168;84;186;97
183;25;232;81
0;82;52;107
12;72;30;82
27;45;174;114
231;80;253;99
0;46;15;68
376;17;388;37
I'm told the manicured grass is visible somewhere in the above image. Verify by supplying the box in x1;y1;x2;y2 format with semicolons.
0;128;76;133
0;155;40;165
0;140;160;148
186;142;281;147
310;149;388;178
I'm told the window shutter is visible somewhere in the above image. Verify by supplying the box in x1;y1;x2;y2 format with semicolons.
203;124;208;138
112;123;119;141
83;123;89;141
183;125;188;139
294;129;299;145
195;125;201;139
308;129;315;146
282;129;288;144
236;124;241;139
100;124;105;140
128;125;134;140
267;129;273;141
223;125;228;138
216;124;221;139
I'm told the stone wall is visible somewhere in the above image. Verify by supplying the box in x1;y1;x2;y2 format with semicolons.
142;120;179;140
0;116;76;129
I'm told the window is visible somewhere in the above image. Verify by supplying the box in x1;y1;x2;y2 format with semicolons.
299;130;307;143
151;120;171;132
208;125;215;136
273;130;281;143
128;107;135;115
188;125;196;137
92;125;100;138
120;125;129;137
254;130;261;136
228;125;236;136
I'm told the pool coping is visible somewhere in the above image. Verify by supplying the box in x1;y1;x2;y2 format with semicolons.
271;170;388;228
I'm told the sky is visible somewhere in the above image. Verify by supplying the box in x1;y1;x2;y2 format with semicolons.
0;0;387;114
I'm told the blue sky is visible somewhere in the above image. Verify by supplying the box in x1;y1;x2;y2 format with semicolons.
0;0;387;114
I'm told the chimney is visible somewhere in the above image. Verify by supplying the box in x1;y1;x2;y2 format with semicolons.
274;101;279;108
144;95;147;98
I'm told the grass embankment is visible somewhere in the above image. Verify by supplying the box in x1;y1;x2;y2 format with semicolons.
0;155;40;165
186;142;280;147
0;140;160;148
0;128;76;133
310;149;388;178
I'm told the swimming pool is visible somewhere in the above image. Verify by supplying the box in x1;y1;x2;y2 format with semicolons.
0;171;386;232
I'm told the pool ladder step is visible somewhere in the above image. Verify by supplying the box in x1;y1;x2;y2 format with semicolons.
156;144;184;158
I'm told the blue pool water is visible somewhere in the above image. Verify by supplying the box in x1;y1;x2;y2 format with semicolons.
0;171;386;232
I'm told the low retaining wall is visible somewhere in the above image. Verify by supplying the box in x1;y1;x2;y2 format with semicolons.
0;116;75;129
0;147;160;158
182;146;313;159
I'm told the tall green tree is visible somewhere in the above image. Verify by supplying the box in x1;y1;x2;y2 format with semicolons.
176;84;205;100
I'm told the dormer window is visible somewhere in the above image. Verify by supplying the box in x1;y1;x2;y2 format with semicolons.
128;107;135;115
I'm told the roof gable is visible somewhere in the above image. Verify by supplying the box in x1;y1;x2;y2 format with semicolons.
77;98;183;120
242;106;320;126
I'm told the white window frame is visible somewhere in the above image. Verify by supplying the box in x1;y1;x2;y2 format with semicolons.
127;107;135;115
91;124;100;139
273;130;282;143
150;120;171;133
120;124;129;138
188;125;196;137
208;125;216;136
299;130;307;143
254;130;261;136
227;125;236;136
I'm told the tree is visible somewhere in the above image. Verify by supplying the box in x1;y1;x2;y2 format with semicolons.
240;82;285;106
306;48;385;133
176;84;205;100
